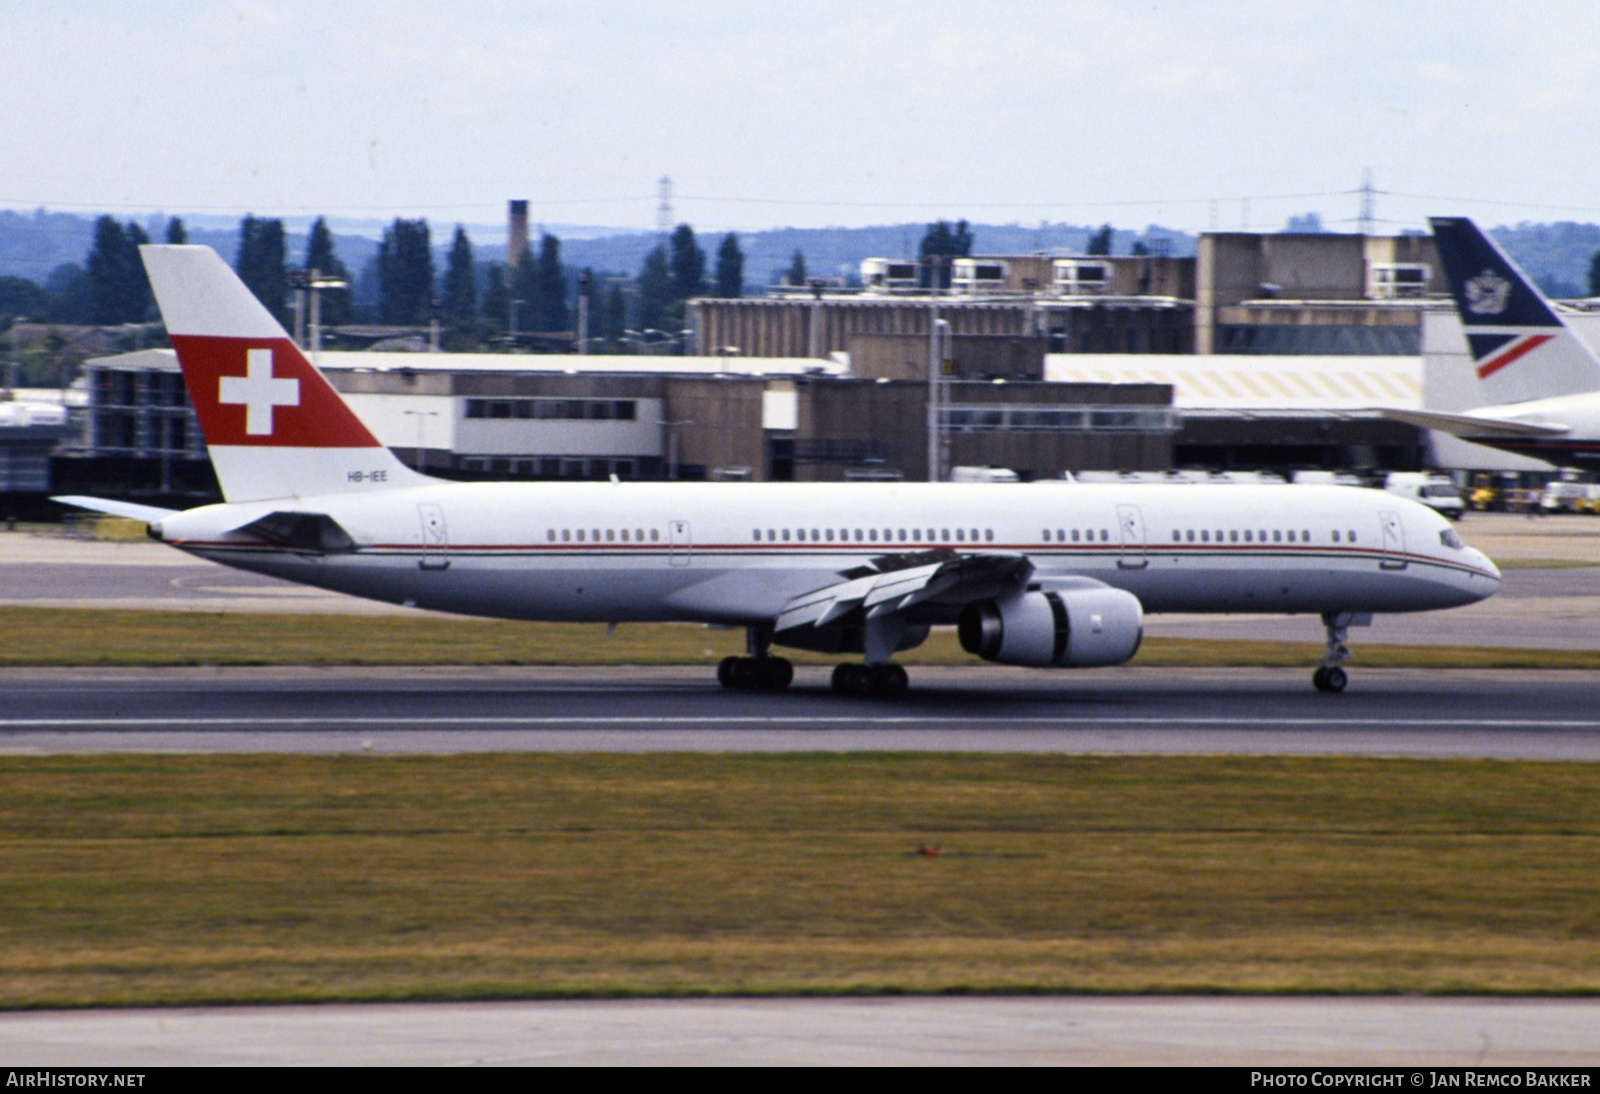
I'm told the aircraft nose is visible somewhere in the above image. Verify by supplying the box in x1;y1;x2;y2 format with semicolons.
1467;548;1501;598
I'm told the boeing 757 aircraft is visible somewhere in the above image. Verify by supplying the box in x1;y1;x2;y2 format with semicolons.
1385;216;1600;469
58;246;1500;694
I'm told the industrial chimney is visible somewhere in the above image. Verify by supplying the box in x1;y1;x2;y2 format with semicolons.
508;200;529;268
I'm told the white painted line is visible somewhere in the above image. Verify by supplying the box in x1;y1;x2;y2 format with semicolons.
1;717;1598;729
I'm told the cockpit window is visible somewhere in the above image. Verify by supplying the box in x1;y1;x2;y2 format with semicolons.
1439;528;1464;550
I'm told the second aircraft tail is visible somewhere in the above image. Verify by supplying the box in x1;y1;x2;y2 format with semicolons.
1429;216;1600;405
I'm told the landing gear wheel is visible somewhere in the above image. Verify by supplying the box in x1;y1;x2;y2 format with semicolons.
729;657;759;690
832;663;907;697
871;664;909;697
831;663;866;695
755;657;794;691
722;656;793;691
1312;665;1348;693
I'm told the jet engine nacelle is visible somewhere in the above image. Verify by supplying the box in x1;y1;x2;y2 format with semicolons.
957;585;1143;668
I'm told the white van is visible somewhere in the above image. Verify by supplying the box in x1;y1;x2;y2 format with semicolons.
1383;472;1465;520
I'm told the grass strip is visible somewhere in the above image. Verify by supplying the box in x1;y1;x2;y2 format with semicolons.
0;606;1596;669
0;753;1596;1006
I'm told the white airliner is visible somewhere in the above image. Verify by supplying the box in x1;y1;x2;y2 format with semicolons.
1385;216;1600;468
58;245;1500;694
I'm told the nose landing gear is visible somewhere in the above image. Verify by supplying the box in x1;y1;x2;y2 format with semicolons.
1312;611;1369;692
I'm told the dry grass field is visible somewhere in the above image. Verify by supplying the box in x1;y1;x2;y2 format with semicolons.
0;753;1596;1006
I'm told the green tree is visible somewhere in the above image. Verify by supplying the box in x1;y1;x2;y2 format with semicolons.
601;283;627;346
303;216;353;328
1086;224;1114;256
235;216;288;325
377;218;433;325
124;222;153;321
918;219;973;258
481;263;510;334
1589;250;1600;297
785;249;806;287
442;226;477;327
636;246;672;332
0;276;47;323
531;233;568;333
164;218;187;245
43;264;91;324
86;216;147;324
714;233;743;298
668;224;706;302
917;220;973;289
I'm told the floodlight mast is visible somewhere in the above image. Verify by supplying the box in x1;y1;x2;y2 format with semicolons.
305;268;348;369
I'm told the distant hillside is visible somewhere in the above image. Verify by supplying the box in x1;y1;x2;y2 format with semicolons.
1489;223;1600;298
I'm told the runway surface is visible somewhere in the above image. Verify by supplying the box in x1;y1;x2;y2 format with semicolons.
4;996;1598;1065
5;664;1600;758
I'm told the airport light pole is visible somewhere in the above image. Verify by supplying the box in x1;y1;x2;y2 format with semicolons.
576;271;591;356
305;269;348;370
924;255;948;482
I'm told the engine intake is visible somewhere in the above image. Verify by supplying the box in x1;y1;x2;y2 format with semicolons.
958;586;1143;668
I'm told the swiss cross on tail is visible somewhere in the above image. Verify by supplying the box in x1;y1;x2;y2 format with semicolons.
221;349;299;434
169;334;379;447
142;245;421;503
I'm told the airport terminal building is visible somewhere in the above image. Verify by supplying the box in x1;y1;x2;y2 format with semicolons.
15;227;1584;508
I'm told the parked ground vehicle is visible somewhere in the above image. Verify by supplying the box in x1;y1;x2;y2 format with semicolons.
1540;480;1600;513
1384;472;1466;520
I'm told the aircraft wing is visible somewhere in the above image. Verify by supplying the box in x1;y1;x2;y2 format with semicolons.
52;495;180;523
1379;408;1570;439
775;549;1033;633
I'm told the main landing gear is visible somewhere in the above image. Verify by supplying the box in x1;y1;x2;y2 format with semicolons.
1312;611;1361;693
830;663;908;698
717;654;794;691
718;624;794;692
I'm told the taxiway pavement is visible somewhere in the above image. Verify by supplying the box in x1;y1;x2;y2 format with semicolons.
3;996;1597;1065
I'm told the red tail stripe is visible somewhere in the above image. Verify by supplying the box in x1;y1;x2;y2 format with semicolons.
1476;334;1553;380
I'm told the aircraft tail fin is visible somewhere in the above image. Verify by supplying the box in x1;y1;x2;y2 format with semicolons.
140;244;428;503
1429;216;1600;404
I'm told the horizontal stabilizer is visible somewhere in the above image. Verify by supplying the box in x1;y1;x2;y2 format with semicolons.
52;496;180;523
233;511;357;553
1380;408;1569;439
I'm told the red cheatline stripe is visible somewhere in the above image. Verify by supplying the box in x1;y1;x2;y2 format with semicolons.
1477;334;1553;379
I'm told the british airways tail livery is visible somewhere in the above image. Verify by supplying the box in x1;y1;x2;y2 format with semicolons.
1413;217;1600;467
57;245;1500;695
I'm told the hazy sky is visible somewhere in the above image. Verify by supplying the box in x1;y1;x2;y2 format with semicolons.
6;1;1600;235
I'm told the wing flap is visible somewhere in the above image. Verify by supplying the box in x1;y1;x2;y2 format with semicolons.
775;552;1034;634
